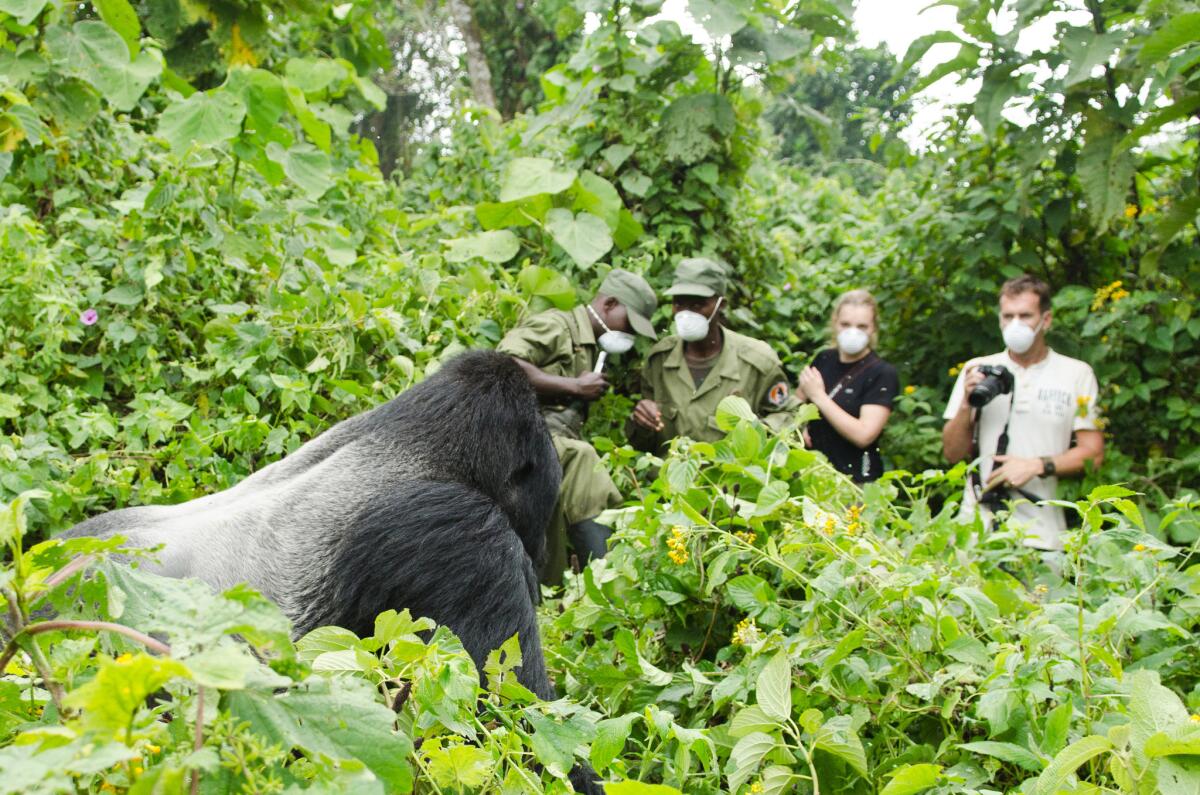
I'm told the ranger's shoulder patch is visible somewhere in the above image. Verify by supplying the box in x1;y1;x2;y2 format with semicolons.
767;381;790;407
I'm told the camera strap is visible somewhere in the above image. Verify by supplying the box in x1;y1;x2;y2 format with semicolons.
826;352;880;401
969;395;1015;504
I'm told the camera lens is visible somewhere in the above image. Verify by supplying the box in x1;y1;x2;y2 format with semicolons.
969;377;1000;407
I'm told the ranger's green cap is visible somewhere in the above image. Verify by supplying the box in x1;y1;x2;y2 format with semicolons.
600;268;658;339
664;257;728;298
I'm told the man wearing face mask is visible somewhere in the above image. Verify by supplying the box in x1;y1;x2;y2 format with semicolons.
942;275;1105;553
497;268;658;584
629;257;797;453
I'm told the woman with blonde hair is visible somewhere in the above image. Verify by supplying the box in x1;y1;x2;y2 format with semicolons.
798;289;900;482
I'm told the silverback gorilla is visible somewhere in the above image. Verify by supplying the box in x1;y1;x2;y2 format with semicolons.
64;351;600;792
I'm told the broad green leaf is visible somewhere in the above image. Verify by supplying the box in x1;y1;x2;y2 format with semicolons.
295;625;362;662
226;68;287;135
688;0;748;37
1138;13;1200;64
755;652;791;721
754;480;789;517
158;90;246;151
1060;26;1125;87
285;57;349;95
1129;669;1189;762
974;65;1020;137
545;208;613;267
46;21;160;110
880;763;942;795
951;586;1000;626
285;83;331;151
726;732;776;790
602;143;634;171
821;628;867;675
183;640;260;689
814;715;869;778
93;0;141;55
603;783;682;795
591;713;638;769
476;195;551;229
523;710;592;777
959;740;1042;771
1146;725;1200;758
0;152;11;182
1036;736;1113;795
426;744;493;789
715;395;756;430
613;207;644;249
517;265;576;308
0;0;48;25
443;230;520;264
1077;111;1135;232
572;171;622;231
731;705;782;738
620;169;653;197
890;31;965;86
227;677;413;791
63;653;190;735
266;141;332;199
660;93;736;165
499;157;577;202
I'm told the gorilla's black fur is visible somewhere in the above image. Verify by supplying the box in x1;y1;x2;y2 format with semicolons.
66;352;598;789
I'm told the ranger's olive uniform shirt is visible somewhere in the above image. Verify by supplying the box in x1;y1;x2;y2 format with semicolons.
496;305;595;438
634;328;797;450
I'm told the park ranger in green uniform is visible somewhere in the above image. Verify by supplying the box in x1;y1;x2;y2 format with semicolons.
630;257;798;452
497;269;658;584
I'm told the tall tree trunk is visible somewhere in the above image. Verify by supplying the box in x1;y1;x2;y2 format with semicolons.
447;0;497;111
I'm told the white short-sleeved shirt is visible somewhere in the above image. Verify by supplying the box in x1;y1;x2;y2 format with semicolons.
943;349;1099;550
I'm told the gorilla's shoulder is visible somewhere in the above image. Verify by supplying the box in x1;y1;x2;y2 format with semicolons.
431;349;528;386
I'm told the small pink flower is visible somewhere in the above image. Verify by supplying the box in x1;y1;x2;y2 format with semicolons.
592;65;602;74
782;282;792;291
80;308;99;326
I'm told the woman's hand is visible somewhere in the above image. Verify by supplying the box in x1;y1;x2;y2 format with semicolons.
799;366;827;402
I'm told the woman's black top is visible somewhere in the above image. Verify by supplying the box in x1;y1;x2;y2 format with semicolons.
808;349;899;482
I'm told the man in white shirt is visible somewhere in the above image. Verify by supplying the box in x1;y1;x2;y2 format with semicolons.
942;275;1105;550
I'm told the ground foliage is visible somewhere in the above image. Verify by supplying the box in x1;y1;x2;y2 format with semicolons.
2;0;1200;793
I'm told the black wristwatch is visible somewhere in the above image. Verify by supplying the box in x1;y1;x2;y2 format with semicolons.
1040;456;1056;477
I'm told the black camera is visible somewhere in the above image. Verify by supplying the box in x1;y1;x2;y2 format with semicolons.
969;364;1015;408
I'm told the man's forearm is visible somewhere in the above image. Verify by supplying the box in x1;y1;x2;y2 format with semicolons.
1046;432;1105;478
942;405;974;463
511;358;578;400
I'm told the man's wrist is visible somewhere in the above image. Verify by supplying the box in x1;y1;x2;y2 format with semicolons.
1040;455;1056;477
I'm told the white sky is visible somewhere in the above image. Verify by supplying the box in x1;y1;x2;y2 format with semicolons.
649;0;1092;147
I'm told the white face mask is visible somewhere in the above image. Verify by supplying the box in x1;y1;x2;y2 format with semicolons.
836;328;870;356
674;297;722;342
588;304;636;355
1002;316;1043;354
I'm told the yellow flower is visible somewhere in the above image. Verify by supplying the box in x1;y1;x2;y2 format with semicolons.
1134;543;1146;552
750;783;764;794
147;744;161;754
1035;584;1048;594
847;504;862;521
904;385;916;395
846;521;861;536
1124;204;1138;218
1100;335;1108;343
822;517;836;535
1191;714;1200;723
1077;395;1090;406
734;530;756;545
667;526;690;565
731;617;760;646
948;366;960;377
115;653;133;664
133;765;144;776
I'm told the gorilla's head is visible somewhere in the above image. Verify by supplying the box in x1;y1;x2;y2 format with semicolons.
384;351;561;562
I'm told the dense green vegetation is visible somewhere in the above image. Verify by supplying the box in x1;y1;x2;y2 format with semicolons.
2;0;1198;792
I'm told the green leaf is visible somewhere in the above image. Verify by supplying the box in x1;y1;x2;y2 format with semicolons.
227;677;413;792
660;93;736;165
731;705;782;738
613;208;644;249
46;21;160;111
602;143;634;171
544;208;613;268
688;0;748;37
592;713;639;769
726;732;776;791
572;171;622;231
603;783;683;795
266;141;332;199
1060;26;1125;87
620;170;653;198
756;652;791;721
183;640;260;689
890;32;965;86
63;653;190;735
524;710;592;777
1036;736;1112;795
225;68;287;135
158;90;246;151
476;195;551;229
880;763;942;795
959;740;1042;771
284;57;349;95
1129;669;1189;757
0;0;48;25
814;715;869;778
94;0;141;56
1138;13;1200;65
443;230;520;264
974;65;1020;137
1146;725;1200;758
499;157;577;202
1077;111;1135;232
0;152;11;182
517;265;576;308
426;744;494;789
821;628;867;675
715;395;756;430
754;480;789;517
